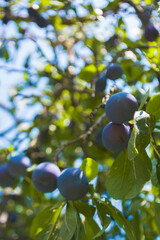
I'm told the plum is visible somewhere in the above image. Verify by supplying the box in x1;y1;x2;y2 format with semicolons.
144;24;159;42
8;212;18;223
106;34;120;47
8;153;31;177
95;73;107;92
106;63;123;80
32;162;61;193
105;92;138;124
95;130;104;147
0;164;15;188
57;167;89;201
102;122;130;154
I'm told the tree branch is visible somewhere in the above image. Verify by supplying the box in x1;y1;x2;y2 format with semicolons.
0;65;35;74
0;124;17;136
53;113;106;162
52;85;120;162
90;85;119;123
119;0;152;26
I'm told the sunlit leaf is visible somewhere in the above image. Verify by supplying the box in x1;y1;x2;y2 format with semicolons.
81;157;98;182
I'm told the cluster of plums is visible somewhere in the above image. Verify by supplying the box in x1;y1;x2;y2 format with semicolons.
32;163;89;200
0;92;139;198
102;92;138;155
0;154;89;201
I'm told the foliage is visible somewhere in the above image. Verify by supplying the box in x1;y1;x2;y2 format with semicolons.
0;0;160;239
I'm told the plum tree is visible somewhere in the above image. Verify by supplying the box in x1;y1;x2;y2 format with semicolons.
106;63;123;80
8;153;31;177
1;0;160;239
0;164;15;188
144;24;159;41
105;92;138;124
95;73;107;92
32;162;61;193
102;122;130;154
57;167;89;201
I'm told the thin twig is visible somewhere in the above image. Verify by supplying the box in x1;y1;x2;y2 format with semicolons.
0;124;17;136
90;85;119;124
52;86;120;162
53;113;106;162
0;65;35;74
90;103;105;123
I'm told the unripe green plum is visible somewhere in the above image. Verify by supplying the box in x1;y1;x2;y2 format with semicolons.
8;154;31;177
0;164;15;188
102;122;130;154
32;162;61;193
57;167;89;201
144;24;159;42
105;92;138;124
106;63;123;80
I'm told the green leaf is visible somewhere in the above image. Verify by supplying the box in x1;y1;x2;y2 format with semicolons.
156;161;160;185
0;44;9;60
130;198;143;212
151;158;159;187
155;202;160;233
75;215;86;240
95;201;111;227
30;201;63;239
92;223;109;239
105;0;120;11
81;157;98;182
138;90;149;110
47;207;63;240
88;184;95;196
128;128;138;160
125;151;151;199
79;64;97;82
0;146;14;163
54;14;63;30
94;198;135;240
106;151;133;199
146;93;160;119
58;203;77;240
103;200;135;240
74;201;96;218
84;217;103;240
130;212;142;240
22;177;42;200
105;151;152;199
144;0;153;4
134;110;151;151
30;206;54;238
